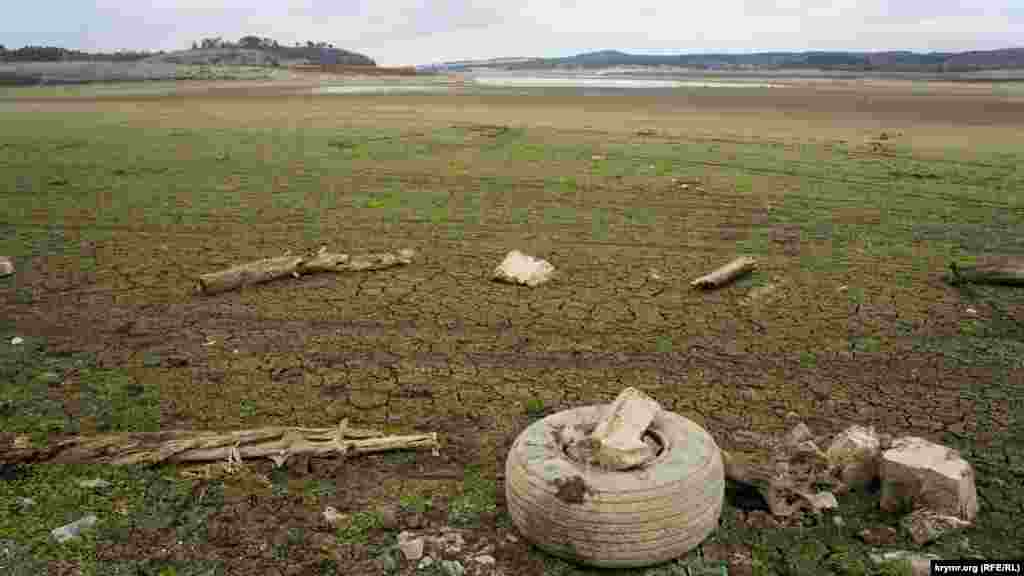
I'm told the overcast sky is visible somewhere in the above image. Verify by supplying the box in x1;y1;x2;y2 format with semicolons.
4;1;1022;66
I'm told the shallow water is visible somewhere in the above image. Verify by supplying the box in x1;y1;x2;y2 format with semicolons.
470;76;779;89
313;85;453;95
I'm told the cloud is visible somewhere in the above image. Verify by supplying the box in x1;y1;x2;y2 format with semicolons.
3;1;1021;65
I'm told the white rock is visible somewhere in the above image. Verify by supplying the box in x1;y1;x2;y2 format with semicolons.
827;425;881;489
783;423;813;446
903;508;972;545
397;531;425;561
474;554;496;565
51;515;99;543
0;256;13;277
505;533;519;543
77;478;112;489
880;436;978;521
589;387;662;470
322;506;346;525
802;491;839;513
492;250;555;287
10;337;23;346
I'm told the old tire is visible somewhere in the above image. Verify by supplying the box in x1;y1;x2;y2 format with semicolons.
505;405;724;568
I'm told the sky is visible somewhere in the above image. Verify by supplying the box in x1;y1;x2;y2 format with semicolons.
3;1;1021;66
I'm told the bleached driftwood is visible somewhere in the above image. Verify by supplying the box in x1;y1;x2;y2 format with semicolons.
198;255;305;295
2;420;440;466
949;260;1024;287
198;248;416;294
299;248;415;274
691;257;757;289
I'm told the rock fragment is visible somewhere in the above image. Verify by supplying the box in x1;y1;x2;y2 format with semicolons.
492;250;555;287
51;515;99;543
880;436;978;521
827;425;881;490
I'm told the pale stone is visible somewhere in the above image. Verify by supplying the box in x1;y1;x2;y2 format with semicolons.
589;387;662;470
0;257;13;277
802;491;838;513
322;506;347;526
397;531;425;561
77;478;112;489
903;508;971;545
827;425;881;489
51;515;98;543
783;423;813;446
492;250;555;287
880;436;978;521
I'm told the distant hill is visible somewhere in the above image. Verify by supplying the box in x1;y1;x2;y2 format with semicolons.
2;36;376;67
423;48;1024;73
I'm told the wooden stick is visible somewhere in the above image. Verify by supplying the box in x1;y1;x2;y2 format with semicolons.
949;260;1024;286
198;249;416;294
3;424;439;466
299;248;415;274
691;256;757;289
198;256;304;295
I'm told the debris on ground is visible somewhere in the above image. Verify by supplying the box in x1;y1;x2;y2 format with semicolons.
0;419;440;466
691;256;757;289
724;418;981;544
198;247;416;295
859;525;899;547
492;250;555;287
0;256;13;277
948;258;1024;286
51;515;98;543
880;436;978;521
76;478;112;490
322;506;347;527
398;531;425;561
9;336;23;345
902;508;971;545
584;387;663;470
826;425;882;491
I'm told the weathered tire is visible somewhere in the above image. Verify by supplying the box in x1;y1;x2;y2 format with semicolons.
505;405;724;568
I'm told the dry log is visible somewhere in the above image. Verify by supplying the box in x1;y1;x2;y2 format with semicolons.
949;260;1024;286
2;422;439;466
198;256;304;295
299;248;415;274
198;249;416;295
691;256;757;289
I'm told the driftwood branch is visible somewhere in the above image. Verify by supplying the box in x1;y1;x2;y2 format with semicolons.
198;256;304;295
691;256;757;289
198;248;416;295
3;421;440;466
949;260;1024;287
299;248;415;274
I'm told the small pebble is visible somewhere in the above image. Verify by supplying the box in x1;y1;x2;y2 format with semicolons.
78;478;112;489
10;337;24;345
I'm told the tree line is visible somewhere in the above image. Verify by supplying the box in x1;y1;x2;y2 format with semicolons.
0;36;375;66
0;45;159;62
